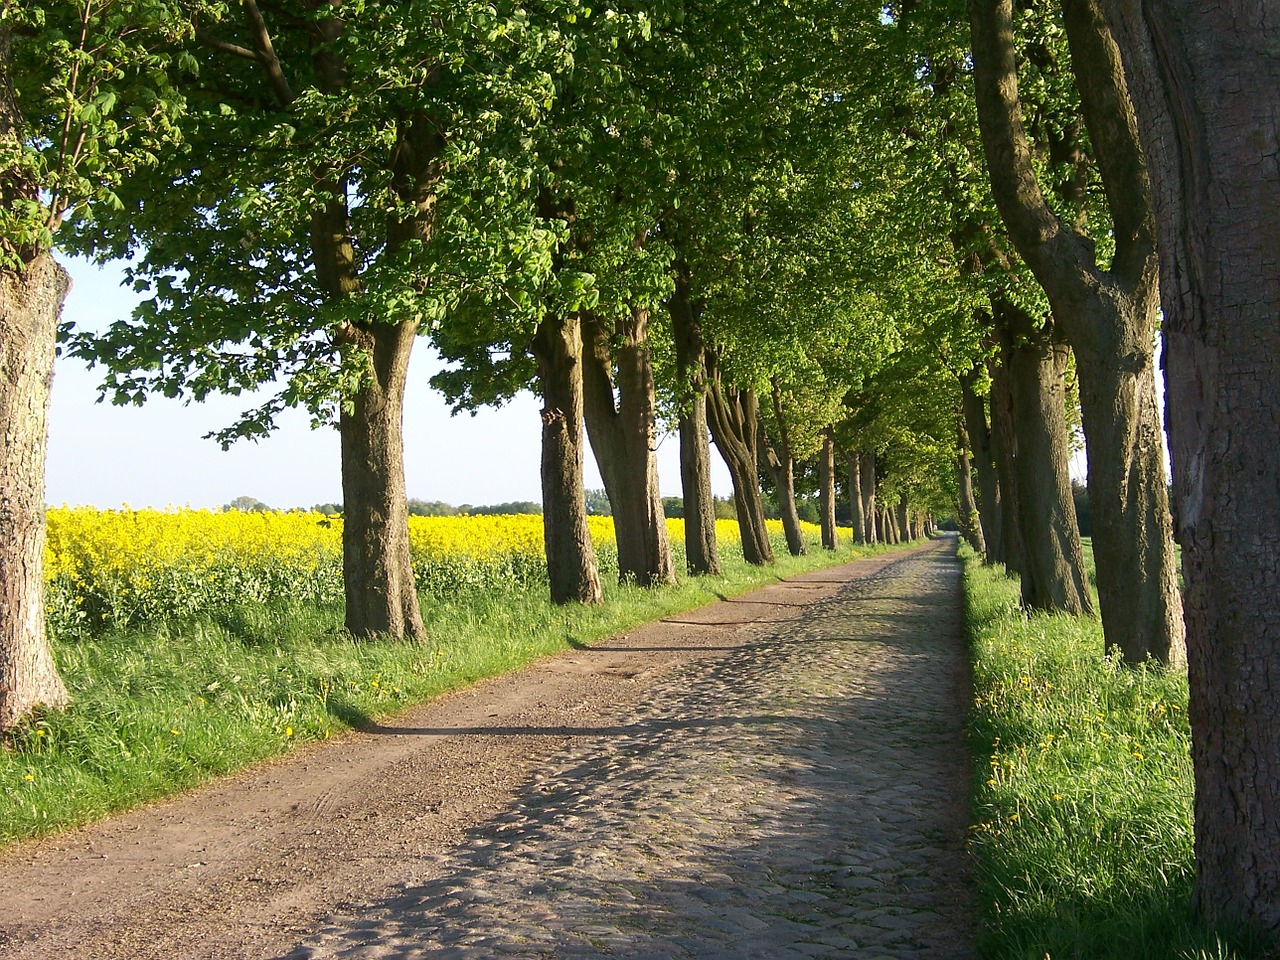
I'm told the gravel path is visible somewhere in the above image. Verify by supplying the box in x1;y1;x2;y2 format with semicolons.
0;537;973;959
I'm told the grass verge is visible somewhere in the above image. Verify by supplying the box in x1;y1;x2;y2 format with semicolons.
1;534;901;847
960;542;1269;959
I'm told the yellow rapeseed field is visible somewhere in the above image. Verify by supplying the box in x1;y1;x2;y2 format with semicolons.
43;507;818;632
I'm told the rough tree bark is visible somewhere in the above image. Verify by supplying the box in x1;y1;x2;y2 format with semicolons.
760;381;807;557
860;451;878;544
1000;304;1094;616
1099;0;1280;931
960;369;1002;563
667;259;719;576
987;354;1024;576
847;451;866;546
968;0;1183;664
0;254;72;730
705;351;774;566
581;310;676;587
819;433;839;550
956;418;987;554
531;312;603;605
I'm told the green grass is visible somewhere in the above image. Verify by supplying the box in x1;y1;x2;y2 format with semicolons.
961;542;1271;960
1;533;898;846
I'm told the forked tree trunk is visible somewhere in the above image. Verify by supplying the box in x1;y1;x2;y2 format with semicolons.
987;355;1024;575
969;0;1182;664
705;356;773;565
956;419;986;553
760;383;806;557
668;264;719;576
581;311;676;587
819;434;839;550
847;451;866;545
1100;0;1280;929
860;451;878;544
960;370;1002;562
339;320;425;639
532;312;603;605
0;254;71;731
1001;307;1094;616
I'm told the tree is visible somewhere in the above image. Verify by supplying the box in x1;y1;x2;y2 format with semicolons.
967;0;1182;664
1;0;195;730
1100;0;1280;933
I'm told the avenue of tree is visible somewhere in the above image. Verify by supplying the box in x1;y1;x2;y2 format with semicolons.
1;0;1276;938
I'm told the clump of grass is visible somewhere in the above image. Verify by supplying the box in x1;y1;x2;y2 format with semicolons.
961;544;1270;959
0;534;894;846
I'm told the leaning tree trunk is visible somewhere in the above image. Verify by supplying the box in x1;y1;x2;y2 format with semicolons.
581;311;676;587
760;383;806;557
1001;307;1094;616
960;369;1002;563
956;418;986;553
969;0;1182;664
339;320;425;640
847;451;866;546
0;254;71;731
1100;0;1280;930
532;312;603;605
668;264;719;576
860;451;878;544
819;433;839;550
705;357;774;565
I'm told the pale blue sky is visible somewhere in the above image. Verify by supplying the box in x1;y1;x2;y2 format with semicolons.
48;256;724;510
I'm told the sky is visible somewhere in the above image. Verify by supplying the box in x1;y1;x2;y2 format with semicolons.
47;256;732;511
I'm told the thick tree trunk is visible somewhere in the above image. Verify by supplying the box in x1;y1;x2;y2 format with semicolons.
339;321;424;640
960;371;1002;562
968;0;1182;664
956;419;987;553
0;255;71;731
1100;0;1280;931
581;311;676;587
532;313;603;605
705;358;773;566
896;493;910;544
860;452;878;544
668;267;719;576
819;433;839;550
760;384;806;557
987;355;1024;575
1002;308;1094;616
847;451;866;546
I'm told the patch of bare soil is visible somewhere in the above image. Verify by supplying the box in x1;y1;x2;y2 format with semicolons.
0;546;937;959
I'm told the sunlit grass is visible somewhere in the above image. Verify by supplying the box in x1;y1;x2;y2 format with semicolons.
961;543;1269;959
1;531;896;846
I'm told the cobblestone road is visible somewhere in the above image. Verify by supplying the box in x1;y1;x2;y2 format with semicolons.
282;539;973;960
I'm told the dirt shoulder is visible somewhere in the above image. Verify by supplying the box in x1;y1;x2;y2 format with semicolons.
0;541;964;959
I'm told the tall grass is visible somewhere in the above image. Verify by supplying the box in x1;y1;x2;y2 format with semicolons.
1;532;890;846
961;543;1270;959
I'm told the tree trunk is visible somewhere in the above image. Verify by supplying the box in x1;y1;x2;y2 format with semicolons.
1002;307;1094;616
860;452;878;544
668;264;719;576
705;356;774;566
968;0;1182;664
1100;0;1280;931
581;311;676;587
960;370;1002;563
760;383;807;557
956;418;986;553
819;433;839;550
987;355;1024;575
339;320;424;640
0;254;71;730
896;493;910;544
847;451;866;546
532;313;603;605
